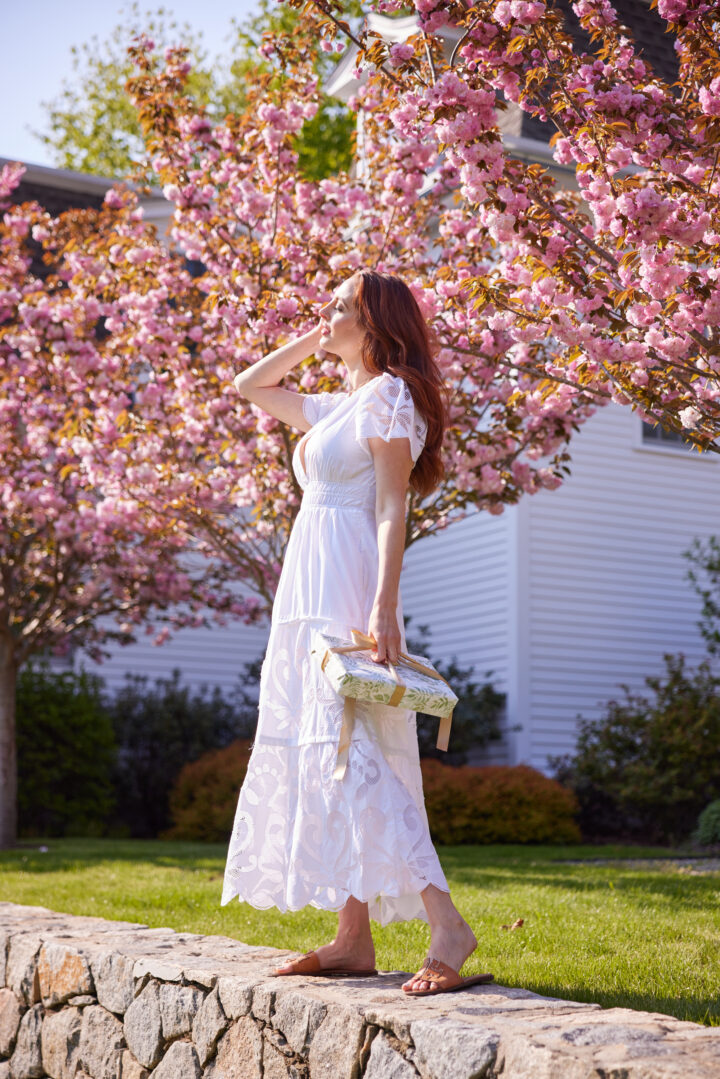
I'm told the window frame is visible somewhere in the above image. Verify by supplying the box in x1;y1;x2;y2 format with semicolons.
634;417;719;462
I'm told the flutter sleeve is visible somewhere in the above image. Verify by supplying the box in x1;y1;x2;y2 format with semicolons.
301;389;344;428
354;374;428;464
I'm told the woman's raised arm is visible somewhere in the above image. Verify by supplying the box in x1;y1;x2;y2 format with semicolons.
233;325;324;432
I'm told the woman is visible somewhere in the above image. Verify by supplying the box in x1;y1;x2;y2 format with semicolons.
221;269;493;996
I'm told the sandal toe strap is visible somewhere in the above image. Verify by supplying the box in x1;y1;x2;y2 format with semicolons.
280;950;321;974
411;955;461;990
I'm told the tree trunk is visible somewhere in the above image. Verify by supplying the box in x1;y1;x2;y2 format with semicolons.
0;636;18;848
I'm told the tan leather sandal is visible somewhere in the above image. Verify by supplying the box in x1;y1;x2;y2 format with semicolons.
272;950;378;978
402;955;494;996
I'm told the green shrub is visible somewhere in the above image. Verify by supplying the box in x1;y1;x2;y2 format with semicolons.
404;618;506;763
551;653;720;844
16;663;117;837
695;800;720;846
107;667;259;838
420;760;581;845
162;740;252;842
163;748;579;846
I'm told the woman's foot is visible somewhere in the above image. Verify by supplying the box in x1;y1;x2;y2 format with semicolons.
275;933;375;975
402;916;477;992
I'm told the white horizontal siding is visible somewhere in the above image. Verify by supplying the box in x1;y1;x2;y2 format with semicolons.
73;583;270;698
64;399;720;771
523;402;720;772
402;510;512;763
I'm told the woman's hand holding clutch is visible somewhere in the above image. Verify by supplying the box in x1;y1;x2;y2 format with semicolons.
367;599;402;665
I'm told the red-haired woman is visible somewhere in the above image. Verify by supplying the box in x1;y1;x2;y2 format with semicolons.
222;270;493;996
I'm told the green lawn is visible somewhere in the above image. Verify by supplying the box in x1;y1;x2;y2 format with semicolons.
1;838;718;1026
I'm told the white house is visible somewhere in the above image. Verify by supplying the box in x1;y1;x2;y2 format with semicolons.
402;406;719;770
8;4;717;772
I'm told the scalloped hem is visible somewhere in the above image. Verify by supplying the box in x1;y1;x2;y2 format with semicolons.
221;738;449;926
219;881;451;926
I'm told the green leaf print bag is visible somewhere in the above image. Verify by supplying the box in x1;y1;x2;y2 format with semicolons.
310;627;458;780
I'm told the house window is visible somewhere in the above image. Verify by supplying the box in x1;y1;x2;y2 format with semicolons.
640;419;693;450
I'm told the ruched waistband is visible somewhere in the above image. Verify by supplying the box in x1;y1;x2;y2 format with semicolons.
300;480;374;511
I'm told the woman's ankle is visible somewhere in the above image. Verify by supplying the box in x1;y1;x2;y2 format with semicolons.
335;926;374;949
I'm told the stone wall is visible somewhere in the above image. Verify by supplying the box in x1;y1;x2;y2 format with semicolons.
1;902;719;1079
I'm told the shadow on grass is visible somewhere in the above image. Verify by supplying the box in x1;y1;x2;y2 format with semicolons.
504;979;720;1028
0;837;228;875
440;851;720;911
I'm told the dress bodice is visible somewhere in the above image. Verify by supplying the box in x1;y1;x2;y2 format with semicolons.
273;371;428;626
292;372;428;502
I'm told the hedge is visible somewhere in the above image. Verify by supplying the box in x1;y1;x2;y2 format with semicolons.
161;740;252;843
421;760;581;845
164;741;580;846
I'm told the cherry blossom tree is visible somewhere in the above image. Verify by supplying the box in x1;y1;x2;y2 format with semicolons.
116;21;595;555
298;0;720;449
0;162;262;847
13;0;707;841
6;21;571;845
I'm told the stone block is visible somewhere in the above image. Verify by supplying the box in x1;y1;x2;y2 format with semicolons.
37;943;94;1008
40;1007;82;1079
181;963;218;990
90;951;135;1016
122;981;162;1070
262;1037;290;1079
251;983;274;1023
7;1003;44;1079
365;1034;418;1079
152;1040;201;1079
203;1016;263;1079
0;930;8;987
271;991;326;1057
78;1005;126;1079
562;1021;674;1050
5;937;41;1007
132;957;183;983
191;985;229;1066
0;988;23;1057
157;982;204;1040
307;1005;366;1079
181;971;215;988
0;1063;9;1079
216;976;254;1019
411;1018;499;1079
118;1050;149;1079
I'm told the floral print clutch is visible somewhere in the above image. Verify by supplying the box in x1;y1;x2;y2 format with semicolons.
310;627;457;757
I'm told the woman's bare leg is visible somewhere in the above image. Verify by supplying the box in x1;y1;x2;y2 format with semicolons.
401;883;478;992
274;896;376;972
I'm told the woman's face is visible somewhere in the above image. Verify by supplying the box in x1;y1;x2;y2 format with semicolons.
318;277;364;357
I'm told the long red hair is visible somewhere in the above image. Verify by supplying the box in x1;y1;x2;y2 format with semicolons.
350;270;449;499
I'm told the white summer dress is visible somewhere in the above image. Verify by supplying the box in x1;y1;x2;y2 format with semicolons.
221;371;450;924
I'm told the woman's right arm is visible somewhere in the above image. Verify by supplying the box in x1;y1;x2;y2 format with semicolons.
233;326;324;432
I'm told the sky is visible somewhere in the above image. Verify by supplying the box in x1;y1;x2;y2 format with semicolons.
1;0;260;169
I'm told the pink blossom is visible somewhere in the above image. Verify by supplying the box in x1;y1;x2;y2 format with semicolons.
679;406;702;428
276;297;299;318
389;42;415;65
699;78;720;117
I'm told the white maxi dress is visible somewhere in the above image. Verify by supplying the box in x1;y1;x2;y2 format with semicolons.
221;371;450;924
